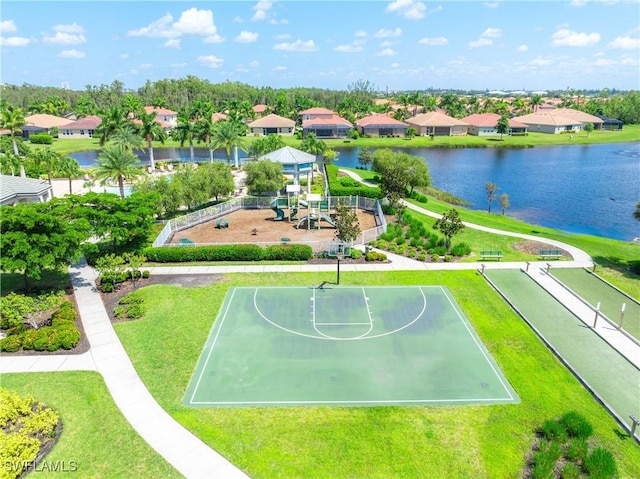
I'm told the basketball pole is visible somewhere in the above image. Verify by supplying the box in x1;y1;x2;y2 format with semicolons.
336;255;341;285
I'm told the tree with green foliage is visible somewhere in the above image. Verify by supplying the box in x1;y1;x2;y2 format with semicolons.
433;208;465;252
0;201;91;291
200;162;235;200
94;143;143;198
0;105;26;155
55;156;82;194
496;115;510;140
172;109;197;163
583;122;594;137
28;148;60;184
110;125;145;152
405;127;417;139
405;155;431;195
166;166;209;211
95;105;129;146
334;199;361;243
249;134;286;158
500;193;510;216
485;182;498;214
357;146;374;170
210;120;246;165
136;110;166;170
244;159;284;195
0;152;25;176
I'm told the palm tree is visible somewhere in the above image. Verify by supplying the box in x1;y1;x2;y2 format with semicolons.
121;93;144;118
28;148;60;184
529;94;543;113
0;152;24;176
194;117;216;163
110;125;145;152
136;110;166;170
172;109;197;163
211;120;246;165
55;156;82;194
95;105;129;145
94;144;143;198
0;105;26;155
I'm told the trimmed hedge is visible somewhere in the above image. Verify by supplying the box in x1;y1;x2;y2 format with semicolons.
326;164;382;199
143;243;313;263
28;133;53;144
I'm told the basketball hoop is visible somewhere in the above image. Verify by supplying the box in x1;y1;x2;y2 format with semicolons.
336;249;344;285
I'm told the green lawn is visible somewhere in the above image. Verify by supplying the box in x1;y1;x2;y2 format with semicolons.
0;372;180;478
114;271;640;478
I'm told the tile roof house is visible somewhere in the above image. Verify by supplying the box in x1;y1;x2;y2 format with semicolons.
0;174;53;206
461;113;528;136
550;108;604;129
299;107;353;138
512;112;583;134
406;111;469;136
143;106;178;128
211;112;229;123
253;104;268;117
59;115;102;139
25;114;74;130
355;114;409;137
248;113;296;136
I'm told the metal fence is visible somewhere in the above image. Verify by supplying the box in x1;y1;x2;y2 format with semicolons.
152;195;387;249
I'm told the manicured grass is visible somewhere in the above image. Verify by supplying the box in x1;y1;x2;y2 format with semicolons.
0;371;180;478
114;271;640;478
0;267;71;294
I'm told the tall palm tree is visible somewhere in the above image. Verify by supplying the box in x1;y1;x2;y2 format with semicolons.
28;148;61;184
0;152;24;176
94;144;143;198
194;117;216;163
172;109;197;163
211;120;246;165
110;125;145;152
136;110;166;170
55;156;82;194
0;105;26;156
95;105;129;145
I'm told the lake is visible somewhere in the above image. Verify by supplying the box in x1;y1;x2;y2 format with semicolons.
70;142;640;242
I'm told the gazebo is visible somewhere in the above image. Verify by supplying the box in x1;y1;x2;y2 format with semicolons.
257;146;316;192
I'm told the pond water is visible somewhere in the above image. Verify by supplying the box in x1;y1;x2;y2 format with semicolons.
70;142;640;241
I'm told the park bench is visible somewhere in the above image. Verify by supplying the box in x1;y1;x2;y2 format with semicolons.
480;250;503;261
539;249;563;260
280;237;291;244
179;238;195;246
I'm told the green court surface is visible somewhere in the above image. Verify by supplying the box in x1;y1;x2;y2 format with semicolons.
486;270;640;428
183;286;519;407
550;268;640;342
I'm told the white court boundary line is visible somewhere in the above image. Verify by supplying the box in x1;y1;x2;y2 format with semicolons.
311;287;373;339
188;286;517;405
440;286;515;402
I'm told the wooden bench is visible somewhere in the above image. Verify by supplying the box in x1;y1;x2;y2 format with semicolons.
480;250;503;261
539;249;563;260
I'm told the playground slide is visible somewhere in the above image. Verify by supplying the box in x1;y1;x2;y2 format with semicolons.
270;199;285;221
295;215;337;229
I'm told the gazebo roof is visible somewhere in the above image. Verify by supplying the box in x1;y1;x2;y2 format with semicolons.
258;146;316;165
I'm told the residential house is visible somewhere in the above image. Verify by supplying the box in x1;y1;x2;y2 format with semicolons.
253;104;268;117
512;113;582;134
0;174;53;206
461;113;528;136
300;107;353;138
596;115;623;131
406;111;469;136
248;113;296;136
58;115;102;139
550;108;604;130
24;114;74;137
211;112;229;123
143;106;178;128
355;114;409;137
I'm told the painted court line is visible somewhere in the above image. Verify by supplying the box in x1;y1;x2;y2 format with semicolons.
189;397;515;406
439;286;515;401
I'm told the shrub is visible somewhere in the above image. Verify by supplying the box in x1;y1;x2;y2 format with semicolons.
450;242;472;257
350;249;362;260
584;447;617;479
431;246;447;256
57;324;80;349
431;254;439;262
418;253;427;262
29;133;53;144
559;411;593;439
444;255;453;262
540;419;568;442
20;329;39;350
0;335;22;352
101;282;114;293
142;270;150;278
565;438;588;462
560;463;581;479
264;244;313;261
365;251;387;262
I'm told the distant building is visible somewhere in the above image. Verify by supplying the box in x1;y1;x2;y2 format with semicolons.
406;111;469;136
143;106;178;128
461;113;528;136
300;107;352;138
58;115;102;139
0;174;53;206
248;113;295;136
355;114;409;137
596;115;623;131
512;113;582;134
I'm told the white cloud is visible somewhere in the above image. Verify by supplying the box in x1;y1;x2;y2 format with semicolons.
0;36;31;47
249;60;259;68
529;56;553;67
484;2;499;7
620;56;638;66
235;31;259;43
607;35;639;49
481;28;502;39
269;18;288;25
119;53;130;59
355;30;367;38
198;54;224;68
273;39;317;52
252;0;273;22
552;28;600;47
128;8;224;43
170;62;187;68
55;23;85;34
517;44;528;52
58;49;85;59
469;38;493;48
165;39;181;48
0;20;17;33
377;48;397;56
380;40;393;47
272;65;287;71
374;28;402;38
43;31;86;45
391;62;400;68
418;36;448;46
233;16;243;23
334;43;363;53
468;27;501;48
275;33;291;40
385;0;427;20
569;0;587;6
139;63;153;69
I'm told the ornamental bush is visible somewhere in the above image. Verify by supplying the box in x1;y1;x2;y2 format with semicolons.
143;243;312;263
28;133;53;144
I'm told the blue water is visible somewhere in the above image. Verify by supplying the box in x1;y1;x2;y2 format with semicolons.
70;143;640;241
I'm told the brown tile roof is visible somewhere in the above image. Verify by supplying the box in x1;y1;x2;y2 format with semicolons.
25;114;74;129
63;115;102;129
248;113;295;128
253;104;268;113
211;112;229;122
300;107;335;115
406;111;469;127
302;115;352;128
550;108;603;124
143;106;177;116
461;113;527;128
512;113;581;127
356;114;408;127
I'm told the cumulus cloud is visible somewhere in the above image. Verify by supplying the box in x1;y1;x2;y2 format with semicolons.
418;36;448;46
484;2;499;7
0;20;17;33
252;0;273;21
334;42;364;53
43;24;87;45
385;0;427;20
235;31;259;43
468;27;501;48
374;28;402;38
552;28;600;47
377;48;397;56
273;39;317;52
0;36;31;47
481;28;502;38
355;30;367;38
274;33;291;40
529;56;553;67
171;62;187;68
165;39;181;48
607;35;639;49
128;8;225;44
517;44;528;52
197;54;224;68
58;49;86;59
272;65;287;71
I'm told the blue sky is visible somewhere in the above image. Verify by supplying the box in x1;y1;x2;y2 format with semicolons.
1;1;639;92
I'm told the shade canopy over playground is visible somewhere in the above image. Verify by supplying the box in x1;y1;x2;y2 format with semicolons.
258;146;316;191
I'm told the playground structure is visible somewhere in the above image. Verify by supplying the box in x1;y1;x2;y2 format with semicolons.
270;185;308;222
295;193;338;230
